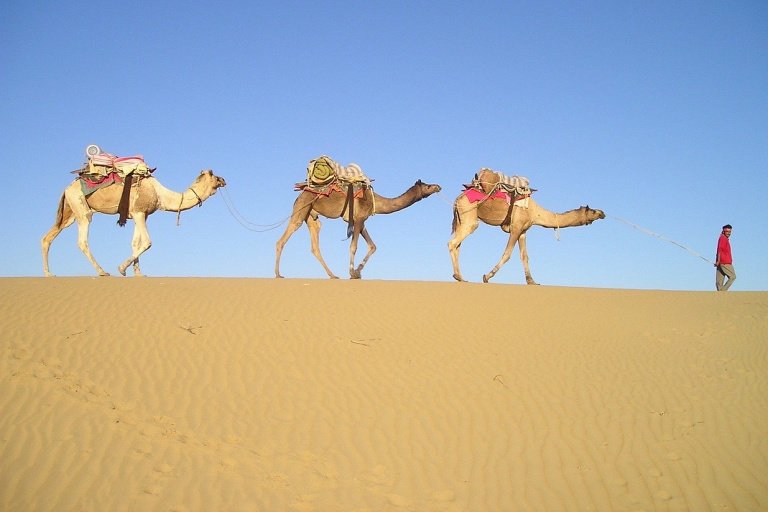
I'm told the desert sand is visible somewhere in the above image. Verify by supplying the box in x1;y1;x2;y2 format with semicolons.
1;277;766;512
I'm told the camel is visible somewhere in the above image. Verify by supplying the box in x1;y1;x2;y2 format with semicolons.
275;179;442;279
42;169;226;277
448;170;604;284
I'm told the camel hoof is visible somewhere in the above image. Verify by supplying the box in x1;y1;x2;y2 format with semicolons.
452;274;465;282
482;274;490;283
99;271;111;277
330;276;340;279
275;274;285;279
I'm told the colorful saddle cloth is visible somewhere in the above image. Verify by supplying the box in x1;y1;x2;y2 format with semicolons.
75;145;154;180
306;155;371;187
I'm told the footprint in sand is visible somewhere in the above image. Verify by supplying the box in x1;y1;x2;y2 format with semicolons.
288;500;316;512
154;463;174;475
12;347;31;360
364;464;394;487
143;484;162;496
386;493;414;509
40;356;63;368
134;443;152;456
266;473;290;488
112;400;136;412
217;457;237;472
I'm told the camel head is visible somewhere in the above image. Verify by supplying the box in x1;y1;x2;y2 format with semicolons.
194;169;227;196
580;205;606;225
413;179;442;199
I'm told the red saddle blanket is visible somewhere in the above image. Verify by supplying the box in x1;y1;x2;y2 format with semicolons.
79;172;124;196
464;187;511;204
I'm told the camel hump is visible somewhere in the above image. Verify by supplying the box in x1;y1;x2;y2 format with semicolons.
306;155;372;187
475;168;532;195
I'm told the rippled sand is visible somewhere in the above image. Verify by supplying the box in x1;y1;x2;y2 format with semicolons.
1;277;766;511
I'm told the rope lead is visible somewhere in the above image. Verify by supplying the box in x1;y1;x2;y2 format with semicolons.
610;215;714;264
219;187;290;232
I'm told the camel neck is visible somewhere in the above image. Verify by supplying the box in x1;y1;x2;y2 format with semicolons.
534;206;588;228
154;179;207;212
371;187;423;214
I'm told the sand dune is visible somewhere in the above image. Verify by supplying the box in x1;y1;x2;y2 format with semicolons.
1;277;766;512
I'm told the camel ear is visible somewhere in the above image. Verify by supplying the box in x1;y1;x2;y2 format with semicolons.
416;179;423;185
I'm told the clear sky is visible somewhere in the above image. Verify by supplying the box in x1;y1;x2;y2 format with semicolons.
2;1;765;290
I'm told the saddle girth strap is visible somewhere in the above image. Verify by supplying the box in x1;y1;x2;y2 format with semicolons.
117;172;134;226
344;183;355;239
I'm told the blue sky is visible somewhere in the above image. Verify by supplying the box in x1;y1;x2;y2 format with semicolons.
2;1;765;290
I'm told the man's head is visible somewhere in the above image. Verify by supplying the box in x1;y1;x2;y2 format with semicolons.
722;224;732;237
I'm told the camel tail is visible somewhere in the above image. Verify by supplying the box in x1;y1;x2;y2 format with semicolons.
451;204;460;234
54;193;66;228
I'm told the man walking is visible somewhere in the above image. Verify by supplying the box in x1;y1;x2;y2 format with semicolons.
715;224;736;291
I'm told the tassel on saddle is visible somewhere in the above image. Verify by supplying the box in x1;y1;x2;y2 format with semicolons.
341;182;355;239
117;172;134;226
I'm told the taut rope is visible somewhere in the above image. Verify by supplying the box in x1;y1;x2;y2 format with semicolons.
610;215;714;264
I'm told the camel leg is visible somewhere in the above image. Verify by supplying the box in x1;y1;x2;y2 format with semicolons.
274;217;305;278
118;213;151;276
74;214;110;276
60;186;110;276
306;214;339;279
352;226;376;278
274;195;315;278
517;233;539;285
129;214;152;277
348;222;365;279
41;196;76;277
70;203;111;277
447;207;479;282
483;227;523;283
133;258;142;276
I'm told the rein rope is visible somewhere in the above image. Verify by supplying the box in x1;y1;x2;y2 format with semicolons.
176;187;203;226
219;186;290;232
610;215;714;264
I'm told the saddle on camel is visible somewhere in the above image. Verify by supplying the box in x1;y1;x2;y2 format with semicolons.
297;155;373;238
462;168;535;227
73;144;156;226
